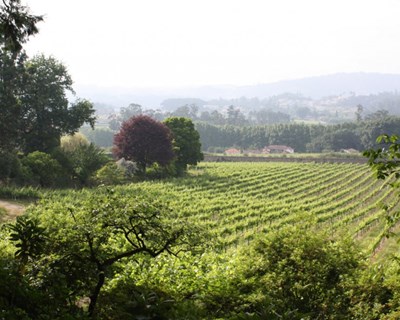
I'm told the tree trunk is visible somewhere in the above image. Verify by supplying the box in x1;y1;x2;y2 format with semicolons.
88;268;105;317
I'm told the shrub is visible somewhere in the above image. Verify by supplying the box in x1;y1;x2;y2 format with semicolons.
60;133;89;152
95;162;125;185
59;143;109;186
20;152;63;187
146;162;177;179
178;226;363;319
238;226;363;319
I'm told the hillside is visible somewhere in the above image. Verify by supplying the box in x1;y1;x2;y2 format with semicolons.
76;72;400;109
235;72;400;99
3;162;399;319
118;162;393;254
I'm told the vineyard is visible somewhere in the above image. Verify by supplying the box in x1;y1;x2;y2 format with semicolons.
3;161;400;319
115;162;395;256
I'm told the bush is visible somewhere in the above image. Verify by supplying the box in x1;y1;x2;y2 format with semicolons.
60;133;89;152
20;152;63;187
95;162;125;185
146;162;177;179
171;225;364;320
97;282;176;320
235;226;363;319
60;143;109;186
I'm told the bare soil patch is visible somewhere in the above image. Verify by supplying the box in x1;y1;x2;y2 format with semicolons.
0;200;26;221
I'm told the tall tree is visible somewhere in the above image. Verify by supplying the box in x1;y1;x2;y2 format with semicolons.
0;50;25;150
164;117;203;172
171;104;199;120
0;0;43;53
0;0;42;150
21;54;96;152
355;104;363;122
120;103;142;121
108;103;143;131
226;105;247;126
113;115;175;174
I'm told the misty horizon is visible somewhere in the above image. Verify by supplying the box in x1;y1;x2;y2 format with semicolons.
24;0;400;90
72;72;400;109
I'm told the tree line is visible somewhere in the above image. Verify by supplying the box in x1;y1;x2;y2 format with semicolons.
107;102;291;130
196;116;400;153
90;102;399;154
161;91;400;122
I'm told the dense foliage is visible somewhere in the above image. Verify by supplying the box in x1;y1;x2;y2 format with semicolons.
0;49;26;151
1;187;200;318
363;134;400;245
196;116;400;152
21;55;96;153
113;115;175;174
164;117;203;173
245;226;361;319
19;151;63;187
0;0;43;53
0;1;97;186
364;134;400;180
58;136;109;186
0;51;95;155
81;114;400;157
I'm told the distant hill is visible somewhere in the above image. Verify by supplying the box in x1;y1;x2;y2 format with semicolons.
75;73;400;109
236;73;400;99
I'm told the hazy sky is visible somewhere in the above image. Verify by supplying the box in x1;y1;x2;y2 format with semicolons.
24;0;400;88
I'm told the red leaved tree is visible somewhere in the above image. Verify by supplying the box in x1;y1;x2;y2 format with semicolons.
113;115;175;174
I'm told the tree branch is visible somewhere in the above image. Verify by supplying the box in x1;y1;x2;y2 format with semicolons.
2;0;10;10
102;247;148;267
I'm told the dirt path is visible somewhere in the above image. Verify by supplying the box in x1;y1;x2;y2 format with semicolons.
0;200;26;221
